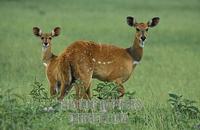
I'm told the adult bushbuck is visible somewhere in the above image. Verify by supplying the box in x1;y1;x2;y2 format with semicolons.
33;27;72;100
64;16;160;99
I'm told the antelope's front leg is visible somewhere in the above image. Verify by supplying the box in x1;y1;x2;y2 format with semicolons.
114;79;125;97
74;72;92;100
118;84;125;97
58;83;65;101
57;73;72;101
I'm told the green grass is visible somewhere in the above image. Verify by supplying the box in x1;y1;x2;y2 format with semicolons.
0;0;200;129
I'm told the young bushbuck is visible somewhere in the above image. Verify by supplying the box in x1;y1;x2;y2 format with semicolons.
33;27;72;100
64;16;160;99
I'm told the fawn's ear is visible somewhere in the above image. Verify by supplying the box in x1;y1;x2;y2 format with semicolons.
51;27;61;37
147;17;160;28
33;27;42;37
127;16;137;27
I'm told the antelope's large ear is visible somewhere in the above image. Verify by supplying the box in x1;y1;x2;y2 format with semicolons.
51;27;61;37
33;27;42;37
127;16;137;27
147;17;160;28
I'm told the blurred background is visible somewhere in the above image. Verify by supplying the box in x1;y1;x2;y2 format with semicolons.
0;0;199;105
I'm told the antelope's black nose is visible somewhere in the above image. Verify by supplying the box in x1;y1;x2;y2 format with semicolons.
141;36;146;41
44;42;48;46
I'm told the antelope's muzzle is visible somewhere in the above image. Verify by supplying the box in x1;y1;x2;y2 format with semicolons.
141;36;146;41
43;42;49;47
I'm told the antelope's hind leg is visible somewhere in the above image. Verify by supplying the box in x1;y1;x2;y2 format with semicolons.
57;64;72;100
47;77;57;96
118;84;125;97
55;81;61;93
58;78;71;100
73;70;93;100
75;81;92;100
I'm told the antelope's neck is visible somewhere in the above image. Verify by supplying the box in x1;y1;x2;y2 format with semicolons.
127;37;143;62
42;47;54;64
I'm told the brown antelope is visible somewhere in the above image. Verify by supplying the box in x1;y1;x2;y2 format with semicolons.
63;16;160;99
32;16;159;100
33;27;72;100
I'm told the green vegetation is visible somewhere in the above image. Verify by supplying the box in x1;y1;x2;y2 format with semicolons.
0;0;200;129
0;81;199;130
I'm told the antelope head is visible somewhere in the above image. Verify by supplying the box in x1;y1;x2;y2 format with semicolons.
33;27;61;50
127;16;160;48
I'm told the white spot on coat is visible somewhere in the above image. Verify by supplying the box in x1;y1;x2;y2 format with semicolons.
107;61;112;64
92;58;96;62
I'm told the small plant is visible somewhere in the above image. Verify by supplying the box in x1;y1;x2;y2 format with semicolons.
29;78;62;113
93;82;120;99
93;82;136;100
29;78;49;102
168;93;200;119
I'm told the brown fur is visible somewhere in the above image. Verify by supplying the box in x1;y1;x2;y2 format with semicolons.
33;27;72;100
32;17;160;100
61;17;159;99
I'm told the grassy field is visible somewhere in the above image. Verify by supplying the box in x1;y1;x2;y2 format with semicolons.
0;0;200;129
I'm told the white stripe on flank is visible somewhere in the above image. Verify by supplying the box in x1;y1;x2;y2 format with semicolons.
107;61;112;64
92;58;96;62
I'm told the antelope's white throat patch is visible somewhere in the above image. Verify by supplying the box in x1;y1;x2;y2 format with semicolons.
133;61;140;65
42;47;48;52
43;62;47;67
139;41;145;48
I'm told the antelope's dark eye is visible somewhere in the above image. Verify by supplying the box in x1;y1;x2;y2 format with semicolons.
41;37;44;40
49;37;52;40
136;28;140;32
146;28;149;32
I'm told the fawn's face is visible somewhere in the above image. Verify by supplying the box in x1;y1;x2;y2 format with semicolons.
127;16;160;48
33;27;61;49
